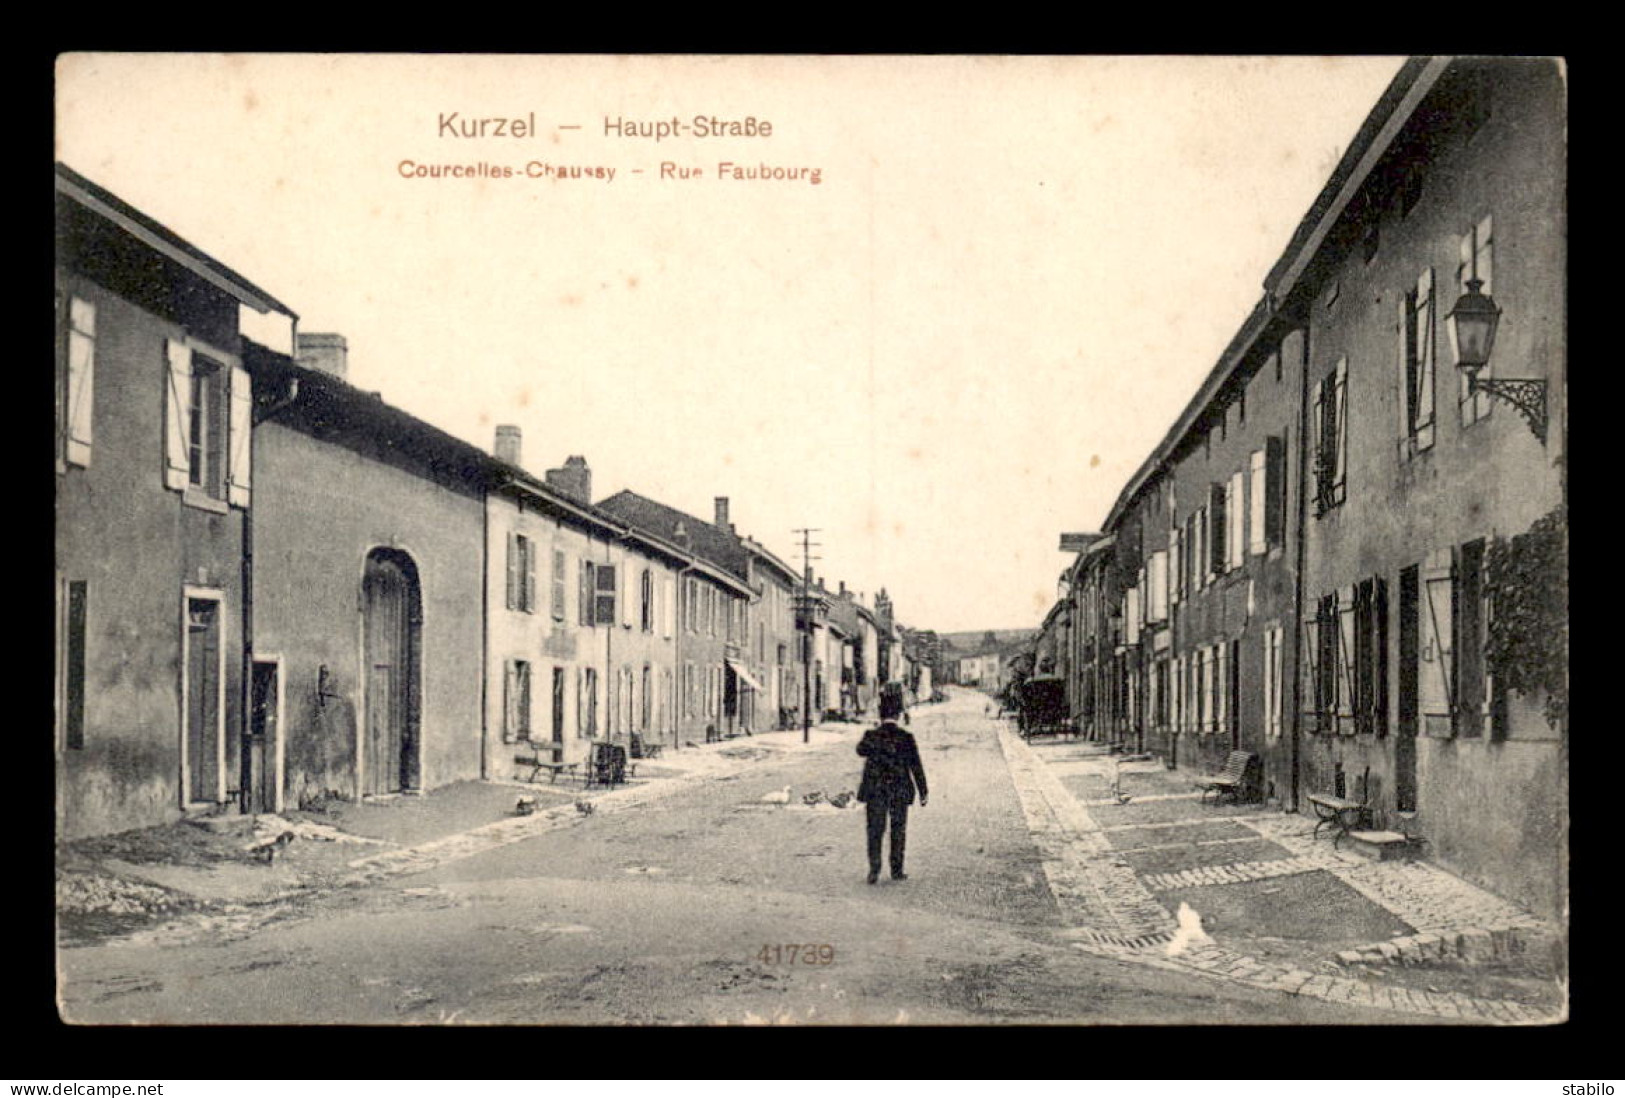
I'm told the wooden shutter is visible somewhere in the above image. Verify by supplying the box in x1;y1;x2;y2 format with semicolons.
620;561;632;627
1229;472;1245;569
1309;377;1325;512
1457;540;1485;738
579;561;594;626
1420;549;1456;736
1209;483;1226;575
1227;639;1241;744
552;549;566;621
522;539;536;613
1372;575;1389;737
1399;294;1415;446
503;661;518;742
1249;450;1267;555
506;533;519;611
1176;526;1189;604
1414;271;1435;450
227;365;252;508
1333;358;1349;499
164;340;193;490
65;297;96;467
1301;610;1321;730
1265;435;1285;547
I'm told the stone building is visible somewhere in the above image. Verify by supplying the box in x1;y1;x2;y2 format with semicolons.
55;164;297;836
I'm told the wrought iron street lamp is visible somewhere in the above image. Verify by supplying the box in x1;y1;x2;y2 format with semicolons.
1446;274;1548;445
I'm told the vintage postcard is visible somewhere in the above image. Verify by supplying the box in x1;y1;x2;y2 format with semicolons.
53;54;1566;1026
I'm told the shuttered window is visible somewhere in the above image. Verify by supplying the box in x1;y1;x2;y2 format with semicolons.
1208;483;1227;576
641;568;654;631
1354;577;1389;737
595;564;618;627
64;297;96;468
1149;551;1169;623
1336;586;1357;725
1313;358;1349;513
1458;216;1495;424
504;660;532;742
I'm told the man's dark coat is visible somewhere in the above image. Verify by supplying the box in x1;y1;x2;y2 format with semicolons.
856;721;928;804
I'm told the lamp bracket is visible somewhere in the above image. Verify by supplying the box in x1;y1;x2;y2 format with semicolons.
1469;375;1548;445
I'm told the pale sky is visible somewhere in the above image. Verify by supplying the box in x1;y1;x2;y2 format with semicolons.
56;53;1406;635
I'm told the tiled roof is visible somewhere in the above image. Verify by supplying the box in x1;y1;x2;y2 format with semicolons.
596;490;749;580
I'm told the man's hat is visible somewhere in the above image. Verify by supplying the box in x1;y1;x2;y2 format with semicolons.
879;682;906;720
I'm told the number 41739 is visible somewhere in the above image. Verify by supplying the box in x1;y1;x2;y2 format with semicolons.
758;944;835;964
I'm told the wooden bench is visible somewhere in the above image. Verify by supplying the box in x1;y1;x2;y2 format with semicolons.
514;743;579;785
1197;751;1258;805
1308;767;1372;848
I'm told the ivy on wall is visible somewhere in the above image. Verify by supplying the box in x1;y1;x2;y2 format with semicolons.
1485;506;1568;728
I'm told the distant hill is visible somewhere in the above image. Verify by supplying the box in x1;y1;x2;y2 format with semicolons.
939;628;1037;655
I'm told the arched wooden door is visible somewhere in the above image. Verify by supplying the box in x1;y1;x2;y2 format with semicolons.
362;550;421;795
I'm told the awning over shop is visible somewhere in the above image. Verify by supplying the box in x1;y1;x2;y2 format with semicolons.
726;659;765;691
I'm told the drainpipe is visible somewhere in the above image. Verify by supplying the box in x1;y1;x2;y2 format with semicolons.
672;561;695;749
1288;322;1311;815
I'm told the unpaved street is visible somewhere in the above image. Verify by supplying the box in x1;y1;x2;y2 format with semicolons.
60;692;1387;1025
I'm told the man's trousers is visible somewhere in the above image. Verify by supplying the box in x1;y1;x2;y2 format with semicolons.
865;796;910;877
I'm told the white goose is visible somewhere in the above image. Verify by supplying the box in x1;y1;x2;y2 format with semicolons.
760;785;792;805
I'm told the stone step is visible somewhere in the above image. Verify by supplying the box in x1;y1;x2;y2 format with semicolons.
1344;829;1423;862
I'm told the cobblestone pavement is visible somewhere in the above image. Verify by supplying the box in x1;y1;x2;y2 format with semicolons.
997;724;1564;1023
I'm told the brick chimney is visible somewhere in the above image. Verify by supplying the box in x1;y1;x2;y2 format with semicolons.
545;455;592;504
296;332;348;380
494;425;522;467
714;497;730;530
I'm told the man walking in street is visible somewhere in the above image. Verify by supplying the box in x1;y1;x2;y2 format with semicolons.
857;683;928;884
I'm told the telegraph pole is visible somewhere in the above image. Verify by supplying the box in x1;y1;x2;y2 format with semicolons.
793;528;821;744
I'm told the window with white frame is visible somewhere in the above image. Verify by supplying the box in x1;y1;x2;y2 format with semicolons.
1400;268;1438;455
504;659;532;741
166;340;249;506
506;533;537;613
1457;216;1495;425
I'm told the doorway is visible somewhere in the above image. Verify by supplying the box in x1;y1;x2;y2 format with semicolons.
183;593;224;806
250;658;283;813
362;549;422;796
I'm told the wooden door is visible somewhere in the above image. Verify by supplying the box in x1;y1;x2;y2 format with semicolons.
185;598;221;804
363;552;417;795
250;660;281;812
